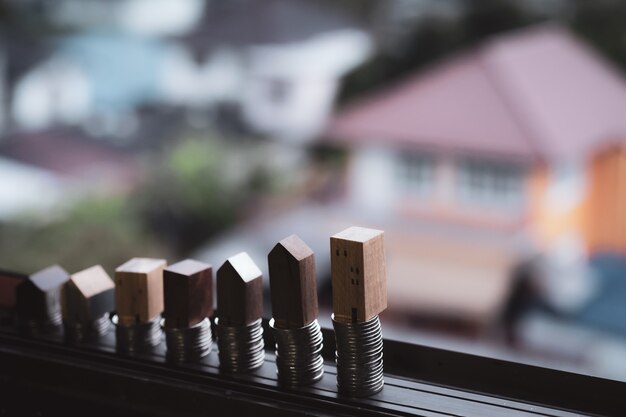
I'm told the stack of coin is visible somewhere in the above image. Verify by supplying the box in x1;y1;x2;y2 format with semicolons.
65;314;112;343
217;317;264;372
115;316;162;353
271;318;324;386
332;314;384;396
166;317;212;362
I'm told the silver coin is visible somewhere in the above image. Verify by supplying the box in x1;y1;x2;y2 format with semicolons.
217;318;265;373
165;317;212;362
64;314;111;343
115;315;162;353
332;314;385;397
270;319;325;387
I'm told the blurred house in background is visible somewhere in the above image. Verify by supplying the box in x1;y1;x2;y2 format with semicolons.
319;24;626;335
197;24;626;337
0;156;67;220
10;0;370;144
328;24;626;256
0;130;138;188
3;0;626;381
0;130;139;219
177;0;371;143
47;0;205;36
11;35;163;137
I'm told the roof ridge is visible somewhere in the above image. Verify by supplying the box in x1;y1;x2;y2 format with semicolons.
475;42;544;161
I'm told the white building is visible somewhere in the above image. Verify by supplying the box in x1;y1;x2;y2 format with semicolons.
0;156;69;220
11;0;371;144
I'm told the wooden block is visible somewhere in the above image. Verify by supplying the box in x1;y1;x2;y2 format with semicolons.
62;265;115;323
268;234;318;329
331;227;387;323
163;259;213;329
217;252;263;327
0;269;27;310
115;258;166;325
16;265;69;322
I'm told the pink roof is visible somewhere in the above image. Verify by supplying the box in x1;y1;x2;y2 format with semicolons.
327;25;626;161
1;130;140;185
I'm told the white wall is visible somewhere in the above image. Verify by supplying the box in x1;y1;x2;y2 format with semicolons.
50;0;204;36
12;58;91;131
242;29;371;143
544;160;587;214
242;75;338;142
159;47;244;107
348;147;530;221
0;157;68;220
349;146;397;214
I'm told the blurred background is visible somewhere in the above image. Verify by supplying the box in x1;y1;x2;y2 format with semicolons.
1;0;626;381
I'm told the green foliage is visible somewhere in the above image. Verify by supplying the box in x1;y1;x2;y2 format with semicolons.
338;0;542;103
133;138;240;255
338;17;462;103
461;0;533;41
570;0;626;72
131;135;277;256
0;135;279;274
340;0;626;103
0;197;167;275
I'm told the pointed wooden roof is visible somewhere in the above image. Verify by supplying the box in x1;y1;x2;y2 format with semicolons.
70;265;114;298
29;265;69;292
222;252;263;283
217;252;263;326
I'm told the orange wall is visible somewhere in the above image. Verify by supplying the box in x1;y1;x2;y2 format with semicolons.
585;146;626;253
529;145;626;254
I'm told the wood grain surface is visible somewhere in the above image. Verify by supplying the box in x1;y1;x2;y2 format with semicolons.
217;252;263;327
16;265;69;322
115;258;166;325
0;269;27;310
268;234;318;329
163;259;213;329
331;227;387;323
63;265;115;323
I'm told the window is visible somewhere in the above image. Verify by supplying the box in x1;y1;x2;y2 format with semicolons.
457;159;524;207
396;152;435;197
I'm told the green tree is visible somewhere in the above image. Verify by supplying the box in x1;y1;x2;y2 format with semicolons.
132;136;277;256
338;0;541;103
569;0;626;72
0;197;167;274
